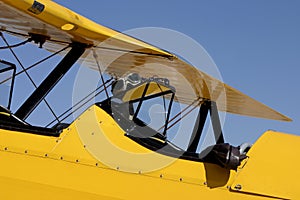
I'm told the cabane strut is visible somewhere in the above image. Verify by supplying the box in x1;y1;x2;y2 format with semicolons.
15;43;87;120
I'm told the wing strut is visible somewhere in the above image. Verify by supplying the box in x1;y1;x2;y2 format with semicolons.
15;43;87;120
210;101;225;144
186;101;225;153
187;102;209;152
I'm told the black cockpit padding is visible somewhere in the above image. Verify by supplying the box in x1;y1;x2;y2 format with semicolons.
200;143;247;170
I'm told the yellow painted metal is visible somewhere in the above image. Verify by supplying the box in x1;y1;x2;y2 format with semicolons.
0;112;10;116
1;105;294;199
121;82;172;102
232;131;300;199
0;0;291;121
0;0;171;56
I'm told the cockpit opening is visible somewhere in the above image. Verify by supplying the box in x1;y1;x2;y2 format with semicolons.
97;73;248;170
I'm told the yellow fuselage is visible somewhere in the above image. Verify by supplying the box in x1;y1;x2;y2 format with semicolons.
0;105;299;199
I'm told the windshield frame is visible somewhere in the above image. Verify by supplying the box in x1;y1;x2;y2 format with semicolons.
0;60;16;110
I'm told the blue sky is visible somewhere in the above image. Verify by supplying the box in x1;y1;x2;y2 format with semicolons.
2;1;299;146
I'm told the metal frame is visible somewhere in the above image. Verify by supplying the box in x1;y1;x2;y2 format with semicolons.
187;100;225;153
0;60;16;110
127;80;176;137
187;101;210;152
15;43;86;120
163;93;175;136
209;101;225;144
132;83;150;121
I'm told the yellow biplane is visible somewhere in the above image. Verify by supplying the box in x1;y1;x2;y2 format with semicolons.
0;1;299;199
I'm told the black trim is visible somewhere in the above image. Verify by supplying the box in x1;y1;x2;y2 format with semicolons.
0;105;61;137
0;120;61;137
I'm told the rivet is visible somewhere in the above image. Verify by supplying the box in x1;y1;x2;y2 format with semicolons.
45;154;48;157
138;171;142;174
83;145;86;148
234;184;242;191
99;121;102;124
76;159;79;163
160;174;163;178
56;140;59;143
60;157;64;160
179;178;183;182
116;166;120;170
24;150;28;154
204;182;207;185
4;147;8;151
95;163;98;166
91;132;94;135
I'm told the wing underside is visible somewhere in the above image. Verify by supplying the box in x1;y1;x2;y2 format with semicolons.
0;0;291;121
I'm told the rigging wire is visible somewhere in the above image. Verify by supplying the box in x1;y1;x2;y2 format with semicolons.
58;81;114;124
158;98;202;132
0;29;70;45
46;78;113;127
165;101;202;131
0;45;69;85
0;37;32;49
0;33;60;123
93;49;109;99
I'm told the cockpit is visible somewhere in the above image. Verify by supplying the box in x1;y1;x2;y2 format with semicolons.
97;73;249;170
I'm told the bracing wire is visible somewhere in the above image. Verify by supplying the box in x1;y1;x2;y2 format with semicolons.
46;78;113;127
158;98;202;132
58;81;114;124
0;34;31;49
0;45;69;85
165;102;201;131
0;33;60;122
93;49;109;98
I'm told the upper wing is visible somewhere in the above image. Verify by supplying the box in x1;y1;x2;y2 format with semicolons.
0;0;291;121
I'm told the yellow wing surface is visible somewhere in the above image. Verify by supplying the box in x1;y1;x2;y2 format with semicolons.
0;0;291;121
